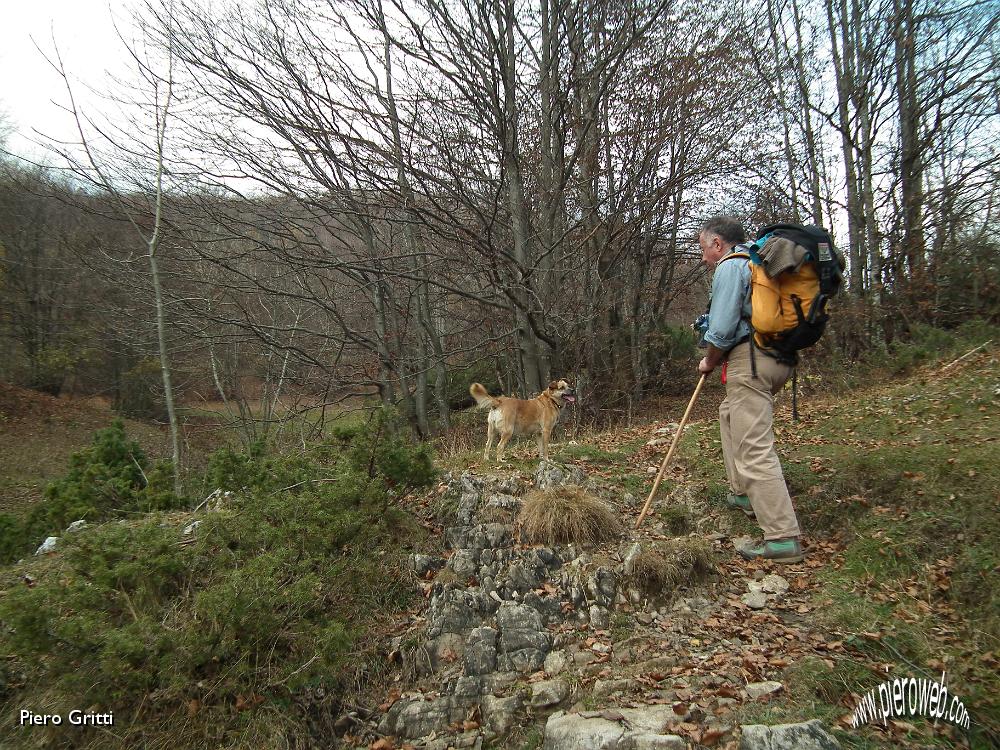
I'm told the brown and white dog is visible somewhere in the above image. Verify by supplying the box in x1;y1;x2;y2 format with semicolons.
469;380;576;461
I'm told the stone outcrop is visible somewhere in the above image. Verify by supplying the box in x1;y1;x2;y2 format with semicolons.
371;468;839;750
739;719;842;750
543;708;686;750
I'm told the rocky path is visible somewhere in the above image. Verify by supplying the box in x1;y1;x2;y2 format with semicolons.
354;458;846;750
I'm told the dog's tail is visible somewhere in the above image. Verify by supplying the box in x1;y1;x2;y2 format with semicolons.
469;382;500;409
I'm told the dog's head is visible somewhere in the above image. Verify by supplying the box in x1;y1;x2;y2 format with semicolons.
547;379;577;406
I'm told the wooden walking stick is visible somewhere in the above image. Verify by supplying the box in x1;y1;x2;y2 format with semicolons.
635;373;707;530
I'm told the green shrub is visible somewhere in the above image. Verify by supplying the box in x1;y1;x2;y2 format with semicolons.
437;359;502;409
0;405;436;747
334;407;436;489
203;442;318;495
0;469;414;748
646;324;700;395
29;344;80;396
0;514;23;564
116;357;167;420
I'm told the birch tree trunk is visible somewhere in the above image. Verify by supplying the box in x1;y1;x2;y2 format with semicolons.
826;0;865;294
893;0;925;284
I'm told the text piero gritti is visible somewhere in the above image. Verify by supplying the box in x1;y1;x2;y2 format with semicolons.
19;709;114;726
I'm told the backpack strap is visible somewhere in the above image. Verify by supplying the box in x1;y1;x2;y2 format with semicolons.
792;367;799;422
718;250;760;379
720;250;754;264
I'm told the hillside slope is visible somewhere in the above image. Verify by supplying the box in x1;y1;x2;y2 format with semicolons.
359;340;998;750
0;383;173;514
0;332;995;750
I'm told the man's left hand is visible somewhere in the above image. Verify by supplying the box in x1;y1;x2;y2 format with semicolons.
698;357;714;374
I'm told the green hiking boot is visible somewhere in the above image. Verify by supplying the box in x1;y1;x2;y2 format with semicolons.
726;493;755;518
738;537;804;564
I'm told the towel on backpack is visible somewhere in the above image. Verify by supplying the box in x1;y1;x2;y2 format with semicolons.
757;236;810;278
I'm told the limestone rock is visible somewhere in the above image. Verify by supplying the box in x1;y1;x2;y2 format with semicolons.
409;553;446;578
634;655;679;673
592;678;631;698
761;574;789;595
671;596;714;619
455;491;481;526
506;561;545;592
732;536;755;553
426;591;479;637
626;736;687;750
497;602;544;632
745;681;784;700
451;675;484;703
458;472;482;494
542;711;625;750
34;537;58;555
544;650;570;676
424;633;467;672
586;567;618;608
446;523;513;552
531;678;571;708
542;707;685;750
741;592;768;610
535;461;586;490
521;591;563;623
739;719;841;750
464;627;498;676
480;693;526;735
535;547;561;567
454;549;483;578
589;605;610;630
623;542;642;575
502;647;548;673
485;492;521;511
482;671;518;695
378;695;464;738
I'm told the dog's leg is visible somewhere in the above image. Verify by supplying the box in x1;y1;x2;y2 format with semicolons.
496;429;513;462
540;426;551;460
484;419;496;461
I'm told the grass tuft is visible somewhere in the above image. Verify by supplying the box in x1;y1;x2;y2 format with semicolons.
628;538;715;593
517;485;622;545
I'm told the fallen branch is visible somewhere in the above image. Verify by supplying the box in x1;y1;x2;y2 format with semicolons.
192;489;223;513
275;478;340;493
939;340;992;372
128;452;149;488
269;654;319;687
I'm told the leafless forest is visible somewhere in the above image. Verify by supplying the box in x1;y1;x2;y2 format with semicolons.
1;0;997;449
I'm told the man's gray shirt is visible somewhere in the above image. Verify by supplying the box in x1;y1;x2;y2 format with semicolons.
705;248;752;351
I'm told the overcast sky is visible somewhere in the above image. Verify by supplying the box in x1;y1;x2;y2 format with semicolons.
1;1;131;161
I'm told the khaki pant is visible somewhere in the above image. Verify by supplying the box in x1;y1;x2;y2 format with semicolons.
719;342;801;540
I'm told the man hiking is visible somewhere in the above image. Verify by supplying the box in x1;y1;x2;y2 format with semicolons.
696;216;804;563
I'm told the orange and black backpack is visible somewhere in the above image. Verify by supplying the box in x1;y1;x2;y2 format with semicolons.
721;223;845;417
723;223;845;365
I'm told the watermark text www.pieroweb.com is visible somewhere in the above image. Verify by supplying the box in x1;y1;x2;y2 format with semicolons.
851;672;970;730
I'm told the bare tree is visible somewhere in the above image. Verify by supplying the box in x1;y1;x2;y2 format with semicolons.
40;25;185;493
